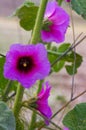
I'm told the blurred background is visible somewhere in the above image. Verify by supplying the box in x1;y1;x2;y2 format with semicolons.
0;0;86;129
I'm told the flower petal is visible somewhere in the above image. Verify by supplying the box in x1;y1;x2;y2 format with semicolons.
36;82;52;125
4;43;50;88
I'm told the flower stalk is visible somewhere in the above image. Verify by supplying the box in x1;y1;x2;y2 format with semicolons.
2;80;12;101
29;0;48;129
57;0;63;5
13;84;24;118
30;0;48;44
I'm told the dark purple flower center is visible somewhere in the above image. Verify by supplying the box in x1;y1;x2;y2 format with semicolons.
17;56;34;73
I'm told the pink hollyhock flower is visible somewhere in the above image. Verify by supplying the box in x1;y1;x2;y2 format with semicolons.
36;82;52;125
41;1;70;43
64;127;69;130
4;43;50;88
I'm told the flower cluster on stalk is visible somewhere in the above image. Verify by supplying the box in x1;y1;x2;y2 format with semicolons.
3;0;70;125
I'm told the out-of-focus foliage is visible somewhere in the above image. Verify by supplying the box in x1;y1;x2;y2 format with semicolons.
63;103;86;130
0;101;16;130
0;57;8;90
71;0;86;19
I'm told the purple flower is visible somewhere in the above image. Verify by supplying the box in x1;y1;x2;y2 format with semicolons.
65;0;71;2
41;1;70;43
4;43;50;88
36;82;52;124
64;127;69;130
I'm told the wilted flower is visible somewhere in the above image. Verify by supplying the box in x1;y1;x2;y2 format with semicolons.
41;0;70;43
4;43;50;88
36;82;52;124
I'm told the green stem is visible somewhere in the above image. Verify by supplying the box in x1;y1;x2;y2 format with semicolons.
13;84;24;118
2;80;13;101
47;50;63;56
28;80;44;130
57;0;63;5
28;112;36;130
37;80;44;94
30;0;48;44
47;43;51;50
29;0;48;129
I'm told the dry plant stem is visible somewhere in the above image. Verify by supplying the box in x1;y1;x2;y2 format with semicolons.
0;53;5;57
48;33;83;56
51;35;86;67
71;32;83;47
69;2;76;100
45;127;57;130
22;103;62;130
7;92;16;101
52;89;86;119
28;107;62;130
38;33;86;129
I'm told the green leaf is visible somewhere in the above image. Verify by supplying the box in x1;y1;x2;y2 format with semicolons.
57;43;71;53
0;57;17;98
23;0;35;7
48;46;58;64
63;103;86;130
48;46;65;72
53;60;65;72
15;3;38;30
65;52;83;75
0;101;16;130
48;43;82;74
65;65;77;75
71;0;86;19
0;57;8;90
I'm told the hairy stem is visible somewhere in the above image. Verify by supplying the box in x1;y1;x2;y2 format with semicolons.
2;80;13;101
28;0;48;130
30;0;48;44
37;80;44;93
13;84;24;118
28;112;36;130
57;0;63;5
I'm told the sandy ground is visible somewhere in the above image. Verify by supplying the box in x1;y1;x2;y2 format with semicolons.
0;1;86;129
